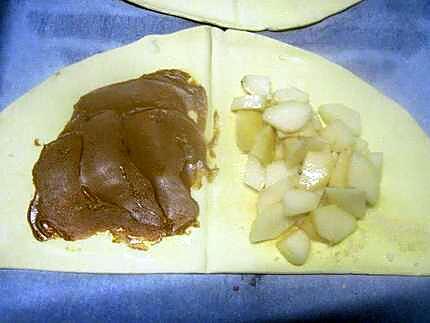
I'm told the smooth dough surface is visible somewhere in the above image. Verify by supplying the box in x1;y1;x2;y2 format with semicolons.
1;26;429;274
126;0;362;31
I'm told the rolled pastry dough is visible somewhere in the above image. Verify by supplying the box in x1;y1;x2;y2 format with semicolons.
126;0;362;31
1;26;429;274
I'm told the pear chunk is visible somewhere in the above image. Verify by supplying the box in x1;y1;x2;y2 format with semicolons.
235;111;264;152
290;120;318;138
295;215;324;242
312;205;357;244
274;142;285;160
326;187;367;219
250;202;293;243
329;149;352;188
304;137;331;152
265;160;298;187
241;75;271;96
263;101;312;133
283;189;322;216
244;155;266;191
277;228;310;266
250;126;276;166
318;103;362;136
348;152;380;205
283;137;307;167
320;119;355;152
231;94;266;111
298;151;335;191
257;177;296;212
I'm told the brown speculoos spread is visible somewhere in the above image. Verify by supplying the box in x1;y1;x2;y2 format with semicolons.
27;69;209;248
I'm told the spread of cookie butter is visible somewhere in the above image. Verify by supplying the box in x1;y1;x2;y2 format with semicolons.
27;69;209;248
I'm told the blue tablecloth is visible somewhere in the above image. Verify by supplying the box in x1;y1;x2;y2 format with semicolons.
1;1;429;322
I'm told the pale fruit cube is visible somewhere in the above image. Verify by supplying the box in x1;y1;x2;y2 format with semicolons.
283;137;307;167
244;155;266;191
348;152;380;205
263;101;312;133
318;191;331;207
235;111;264;152
290;120;318;138
274;142;285;160
354;137;370;156
311;114;324;131
272;87;309;104
304;137;331;152
295;215;325;242
276;129;288;139
283;189;322;216
368;152;383;180
257;177;297;212
329;149;352;187
320;119;355;152
265;160;290;187
231;94;266;111
250;202;293;243
277;228;310;266
250;126;276;166
241;75;271;96
298;151;335;191
325;187;367;219
257;178;290;212
312;205;357;244
318;103;362;136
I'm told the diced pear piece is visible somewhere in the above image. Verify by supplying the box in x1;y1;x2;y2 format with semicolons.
318;191;331;207
272;86;309;103
283;189;322;216
250;202;293;243
244;155;266;191
312;205;357;244
290;120;318;138
304;137;331;152
257;177;297;212
250;126;276;166
318;103;362;136
320;119;356;152
329;149;352;187
354;137;370;156
298;151;335;191
326;187;367;219
311;114;324;131
257;178;290;212
265;160;292;187
283;137;307;167
274;142;285;160
231;94;266;111
235;111;264;152
266;160;299;187
295;215;325;242
348;152;380;205
241;75;271;96
277;228;310;266
368;152;383;180
276;129;288;139
263;101;312;133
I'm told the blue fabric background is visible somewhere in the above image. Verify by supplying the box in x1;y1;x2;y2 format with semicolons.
0;1;429;322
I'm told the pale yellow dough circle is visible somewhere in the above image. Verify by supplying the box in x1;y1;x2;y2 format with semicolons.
1;26;429;274
127;0;362;31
